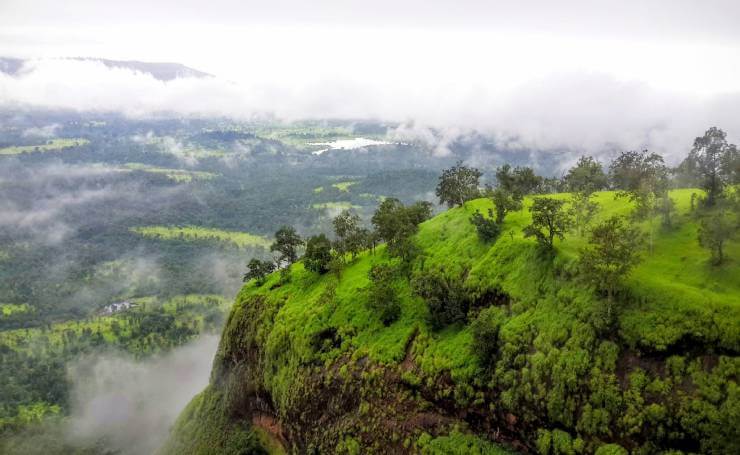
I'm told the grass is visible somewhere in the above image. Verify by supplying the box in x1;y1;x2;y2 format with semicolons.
0;138;90;155
1;304;32;317
332;181;357;192
131;225;271;249
124;163;218;182
175;188;740;453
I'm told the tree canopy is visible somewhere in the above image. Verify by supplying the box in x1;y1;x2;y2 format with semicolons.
565;156;607;195
680;127;739;206
523;197;572;249
270;225;303;267
435;161;482;207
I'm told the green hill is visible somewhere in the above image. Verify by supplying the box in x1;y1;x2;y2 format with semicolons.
162;189;739;454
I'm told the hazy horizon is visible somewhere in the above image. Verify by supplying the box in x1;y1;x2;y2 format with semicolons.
2;1;739;161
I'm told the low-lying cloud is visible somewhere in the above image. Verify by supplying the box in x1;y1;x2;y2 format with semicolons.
65;334;219;454
2;57;738;164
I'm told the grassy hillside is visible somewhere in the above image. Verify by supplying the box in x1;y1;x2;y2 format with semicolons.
164;189;739;454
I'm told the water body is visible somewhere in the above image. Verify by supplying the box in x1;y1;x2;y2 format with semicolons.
309;137;391;155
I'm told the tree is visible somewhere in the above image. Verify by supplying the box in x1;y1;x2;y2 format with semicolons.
469;209;501;242
609;150;669;219
523;197;572;249
304;234;333;274
698;209;735;265
579;216;644;319
332;209;365;260
568;192;600;236
565;156;607;195
496;164;543;196
488;187;523;224
680;127;739;206
436;161;482;207
270;226;303;267
243;258;275;285
366;264;401;325
371;198;432;261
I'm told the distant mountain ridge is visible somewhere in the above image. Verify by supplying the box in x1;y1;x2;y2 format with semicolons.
0;56;212;81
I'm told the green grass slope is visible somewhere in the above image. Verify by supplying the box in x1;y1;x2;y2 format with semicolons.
164;189;739;454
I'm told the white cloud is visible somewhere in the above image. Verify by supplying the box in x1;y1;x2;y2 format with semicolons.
66;335;219;455
1;22;739;163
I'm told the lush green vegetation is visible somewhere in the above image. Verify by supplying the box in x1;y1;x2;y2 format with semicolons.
131;225;272;249
0;294;229;438
332;181;358;192
124;163;218;182
0;138;89;155
168;185;739;453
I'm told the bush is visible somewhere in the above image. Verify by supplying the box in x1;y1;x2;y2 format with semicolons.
469;209;501;242
412;268;470;330
470;306;506;366
366;264;401;325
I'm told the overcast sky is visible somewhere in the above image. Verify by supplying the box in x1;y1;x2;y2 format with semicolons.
1;1;738;159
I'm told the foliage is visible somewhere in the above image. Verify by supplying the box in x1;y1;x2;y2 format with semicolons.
568;192;600;236
371;198;432;261
470;306;506;366
412;268;470;330
366;264;401;325
579;216;645;320
0;295;229;436
523;197;572;249
469;209;501;242
332;210;366;260
495;164;543;196
609;150;669;219
303;234;333;274
436;161;482;207
698;208;735;265
244;259;276;285
564;156;607;195
171;189;740;455
680;127;739;206
488;187;523;224
270;226;303;267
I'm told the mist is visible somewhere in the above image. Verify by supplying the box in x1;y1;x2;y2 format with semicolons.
2;51;739;164
65;334;219;454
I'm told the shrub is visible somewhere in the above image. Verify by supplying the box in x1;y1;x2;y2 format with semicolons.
470;306;506;366
412;267;470;330
469;209;501;242
366;264;401;325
